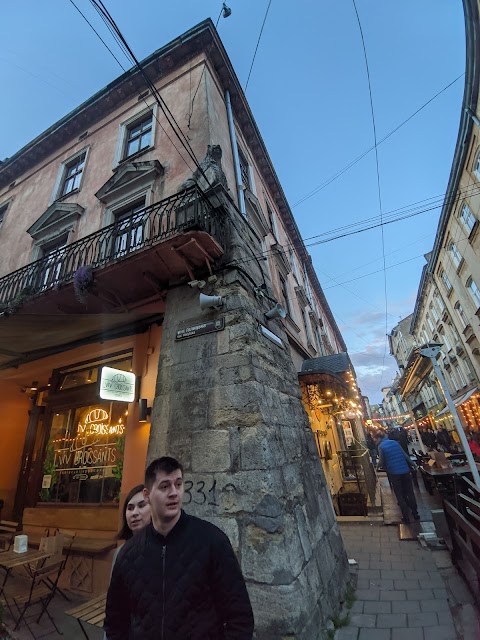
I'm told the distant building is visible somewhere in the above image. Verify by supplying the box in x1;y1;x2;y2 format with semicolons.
388;0;480;437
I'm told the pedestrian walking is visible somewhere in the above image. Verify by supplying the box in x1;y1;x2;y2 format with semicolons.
374;431;419;524
104;456;254;640
365;432;378;466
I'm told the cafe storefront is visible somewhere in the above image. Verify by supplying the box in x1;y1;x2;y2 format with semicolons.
0;327;160;595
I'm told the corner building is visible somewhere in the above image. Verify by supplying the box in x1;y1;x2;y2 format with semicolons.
0;20;349;637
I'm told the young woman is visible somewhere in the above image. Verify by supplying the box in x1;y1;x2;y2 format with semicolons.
113;484;151;562
104;485;151;639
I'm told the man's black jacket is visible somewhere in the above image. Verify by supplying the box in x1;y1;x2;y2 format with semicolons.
104;511;254;640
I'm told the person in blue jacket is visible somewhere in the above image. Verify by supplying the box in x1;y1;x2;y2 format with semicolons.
374;430;419;524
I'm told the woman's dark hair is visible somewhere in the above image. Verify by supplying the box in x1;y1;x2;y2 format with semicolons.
117;484;146;540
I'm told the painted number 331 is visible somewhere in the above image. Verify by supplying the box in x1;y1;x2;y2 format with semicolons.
183;479;218;506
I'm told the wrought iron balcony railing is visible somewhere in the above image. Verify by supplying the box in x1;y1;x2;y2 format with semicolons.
0;186;225;307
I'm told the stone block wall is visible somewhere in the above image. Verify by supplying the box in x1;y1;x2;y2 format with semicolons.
148;194;348;638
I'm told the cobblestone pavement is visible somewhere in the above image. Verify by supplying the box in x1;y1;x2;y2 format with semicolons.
338;523;458;640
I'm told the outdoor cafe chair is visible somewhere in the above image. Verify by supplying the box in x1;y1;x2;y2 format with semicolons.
2;558;65;639
0;520;19;552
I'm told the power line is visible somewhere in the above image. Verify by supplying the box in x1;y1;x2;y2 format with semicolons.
323;254;425;289
292;73;464;208
244;0;272;92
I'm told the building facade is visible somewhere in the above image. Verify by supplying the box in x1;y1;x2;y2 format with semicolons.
0;20;349;637
387;0;480;438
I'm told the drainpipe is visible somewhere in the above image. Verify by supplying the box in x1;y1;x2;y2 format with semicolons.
225;89;246;216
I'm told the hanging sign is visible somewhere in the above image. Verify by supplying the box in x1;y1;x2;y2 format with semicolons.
100;366;136;402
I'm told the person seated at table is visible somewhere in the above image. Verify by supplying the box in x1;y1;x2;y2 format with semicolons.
466;432;480;460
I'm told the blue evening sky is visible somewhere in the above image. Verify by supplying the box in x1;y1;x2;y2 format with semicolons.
0;1;465;402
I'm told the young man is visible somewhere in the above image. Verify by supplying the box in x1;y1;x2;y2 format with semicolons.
104;456;254;640
374;431;419;524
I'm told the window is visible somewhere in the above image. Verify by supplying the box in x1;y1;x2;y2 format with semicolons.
267;203;279;240
289;249;300;280
474;149;480;180
279;275;291;316
124;114;152;159
426;314;434;332
459;203;476;235
39;235;68;288
238;149;251;190
440;329;452;352
113;200;146;256
61;152;86;197
302;309;314;346
447;241;462;269
430;302;439;323
440;270;452;294
454;301;468;328
436;292;445;313
466;276;480;307
455;363;467;387
0;202;8;228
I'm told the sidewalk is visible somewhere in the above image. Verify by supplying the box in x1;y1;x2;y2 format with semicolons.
336;470;480;640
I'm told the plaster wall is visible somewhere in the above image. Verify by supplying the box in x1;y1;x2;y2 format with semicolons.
0;381;31;519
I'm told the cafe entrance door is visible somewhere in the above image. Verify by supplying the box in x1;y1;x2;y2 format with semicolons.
13;405;47;521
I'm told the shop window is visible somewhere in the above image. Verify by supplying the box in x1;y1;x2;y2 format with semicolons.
41;402;126;504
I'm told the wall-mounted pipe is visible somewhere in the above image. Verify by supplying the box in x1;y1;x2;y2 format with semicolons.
225;89;246;216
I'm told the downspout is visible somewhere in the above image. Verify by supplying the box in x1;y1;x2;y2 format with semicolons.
225;89;246;216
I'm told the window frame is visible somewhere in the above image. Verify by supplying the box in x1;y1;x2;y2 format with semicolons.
459;202;476;236
51;147;89;203
113;105;157;167
440;269;453;295
278;273;291;317
454;301;468;328
0;200;10;229
447;240;462;270
466;276;480;308
238;147;252;192
473;148;480;180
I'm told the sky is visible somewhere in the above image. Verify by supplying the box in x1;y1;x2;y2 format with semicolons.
0;1;466;402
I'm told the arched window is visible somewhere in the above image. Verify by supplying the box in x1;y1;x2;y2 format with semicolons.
448;241;462;269
466;276;480;307
454;301;468;328
440;270;452;294
459;203;476;235
474;149;480;180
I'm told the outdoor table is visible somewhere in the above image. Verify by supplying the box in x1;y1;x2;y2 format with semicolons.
420;463;480;495
65;592;107;639
0;548;53;597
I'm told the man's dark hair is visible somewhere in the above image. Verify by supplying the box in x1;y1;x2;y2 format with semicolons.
374;430;385;440
145;456;184;489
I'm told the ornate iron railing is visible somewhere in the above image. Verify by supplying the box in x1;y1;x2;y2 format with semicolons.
0;186;226;307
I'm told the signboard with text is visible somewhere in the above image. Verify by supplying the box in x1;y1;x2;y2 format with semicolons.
176;317;225;341
100;366;136;402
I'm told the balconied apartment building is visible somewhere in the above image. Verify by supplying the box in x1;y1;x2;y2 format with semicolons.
389;0;480;438
0;20;351;637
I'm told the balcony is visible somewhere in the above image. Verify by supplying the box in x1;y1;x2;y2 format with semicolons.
0;186;226;369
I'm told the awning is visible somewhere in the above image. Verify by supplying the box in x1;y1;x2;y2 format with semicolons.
433;388;478;420
454;388;477;407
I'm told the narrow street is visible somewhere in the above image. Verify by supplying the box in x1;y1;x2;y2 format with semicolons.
336;472;480;640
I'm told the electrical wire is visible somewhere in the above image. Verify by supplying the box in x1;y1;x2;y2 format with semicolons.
292;72;464;208
244;0;272;92
323;254;426;289
351;0;389;390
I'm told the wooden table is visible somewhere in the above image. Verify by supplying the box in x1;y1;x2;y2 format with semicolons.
0;549;53;597
65;592;106;640
420;463;480;495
